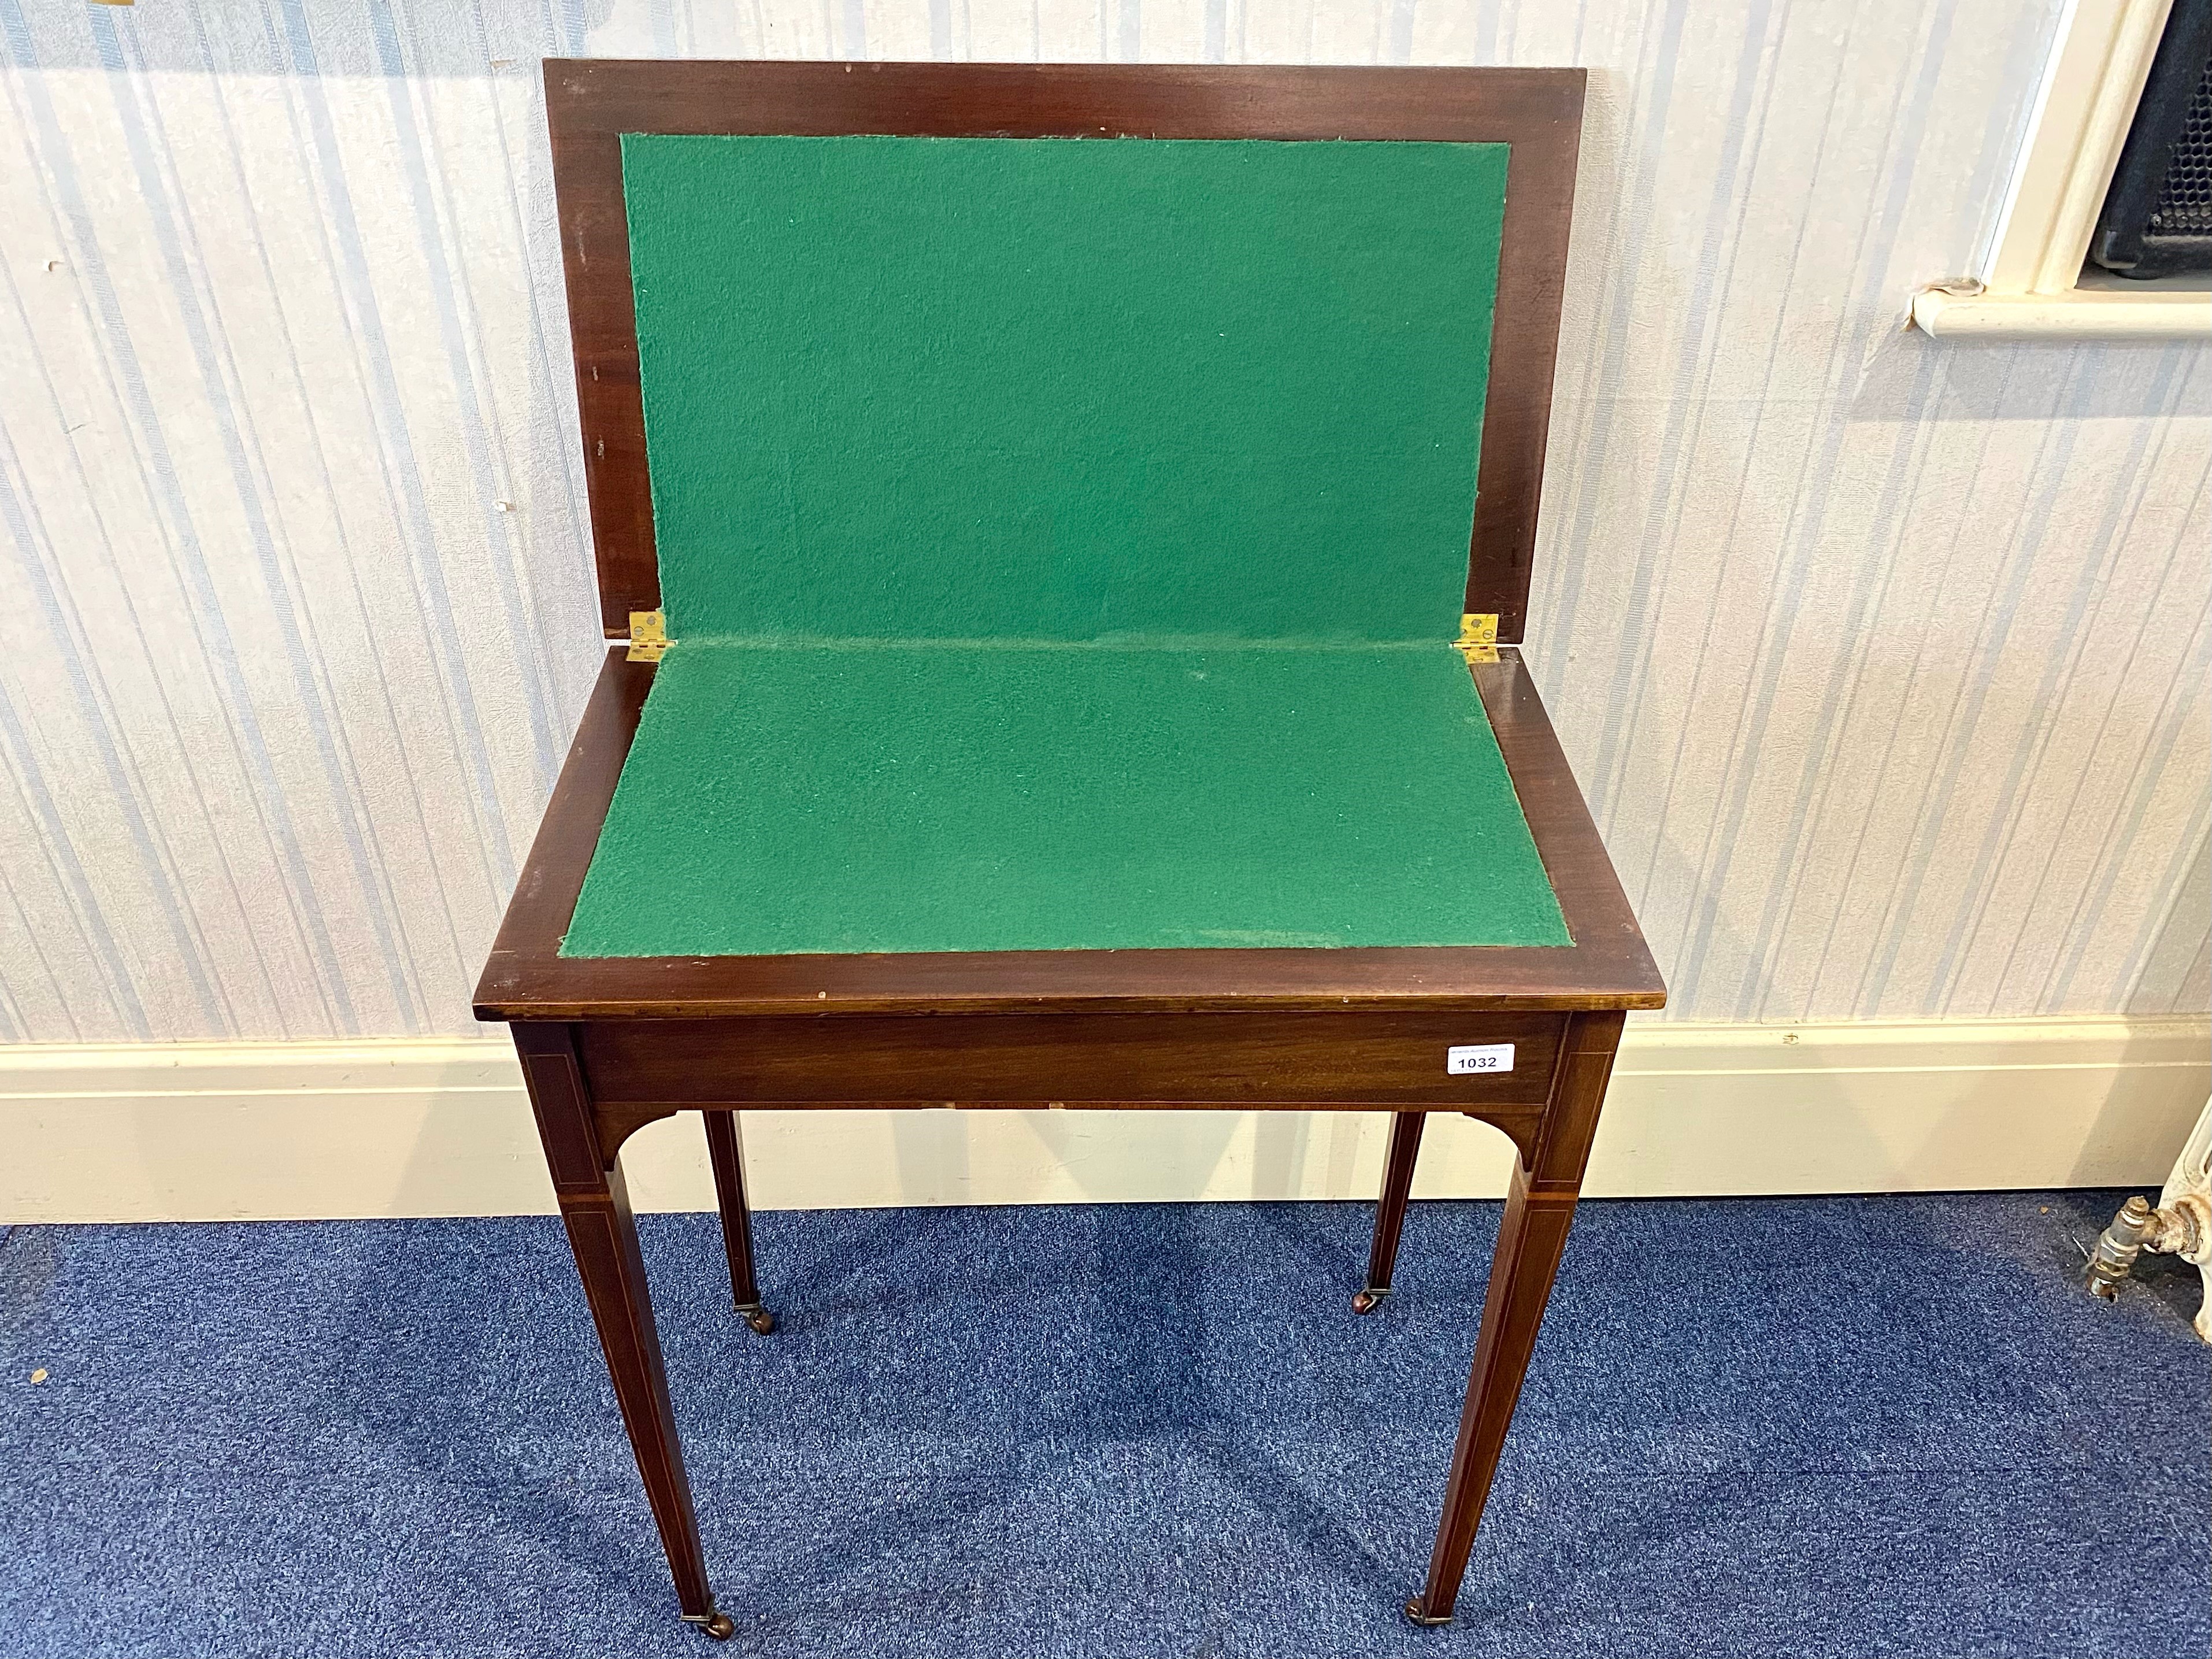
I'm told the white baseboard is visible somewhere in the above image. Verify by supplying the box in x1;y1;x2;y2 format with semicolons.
2;1017;2204;1224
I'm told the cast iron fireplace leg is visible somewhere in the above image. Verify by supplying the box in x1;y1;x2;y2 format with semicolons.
705;1109;776;1334
1355;1110;1427;1313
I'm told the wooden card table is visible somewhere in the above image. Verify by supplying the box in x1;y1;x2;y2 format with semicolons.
475;59;1664;1640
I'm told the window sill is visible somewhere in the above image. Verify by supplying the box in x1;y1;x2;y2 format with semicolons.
1911;284;2212;340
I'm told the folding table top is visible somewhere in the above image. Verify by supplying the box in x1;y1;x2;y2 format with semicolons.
559;123;1568;959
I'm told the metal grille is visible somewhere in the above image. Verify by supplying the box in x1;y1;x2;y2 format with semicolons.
2150;53;2212;238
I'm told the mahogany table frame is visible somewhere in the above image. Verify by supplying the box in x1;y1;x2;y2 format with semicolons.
476;59;1665;1640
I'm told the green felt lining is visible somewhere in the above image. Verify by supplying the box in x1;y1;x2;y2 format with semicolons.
562;132;1564;959
621;134;1509;645
563;644;1566;957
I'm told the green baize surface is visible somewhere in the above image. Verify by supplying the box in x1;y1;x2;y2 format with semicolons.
562;134;1569;957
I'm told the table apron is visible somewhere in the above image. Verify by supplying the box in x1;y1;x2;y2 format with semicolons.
573;1010;1566;1109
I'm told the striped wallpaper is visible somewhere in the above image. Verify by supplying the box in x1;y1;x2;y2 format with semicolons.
0;0;2205;1042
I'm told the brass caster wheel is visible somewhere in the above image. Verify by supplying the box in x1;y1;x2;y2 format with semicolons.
687;1610;736;1641
1351;1287;1390;1316
740;1304;776;1335
1403;1594;1451;1628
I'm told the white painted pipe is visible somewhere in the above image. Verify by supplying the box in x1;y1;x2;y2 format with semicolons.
1911;286;2212;340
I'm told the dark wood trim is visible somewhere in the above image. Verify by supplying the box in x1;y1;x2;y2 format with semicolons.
472;646;1663;1020
1472;653;1657;998
543;59;1582;640
577;1010;1566;1109
595;1098;1546;1173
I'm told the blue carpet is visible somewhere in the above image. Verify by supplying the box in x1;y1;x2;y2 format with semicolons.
1;1192;2204;1658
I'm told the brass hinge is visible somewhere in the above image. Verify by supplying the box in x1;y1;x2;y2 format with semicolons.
1454;613;1499;664
627;610;670;663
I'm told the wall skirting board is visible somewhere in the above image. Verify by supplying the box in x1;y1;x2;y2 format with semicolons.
2;1017;2206;1225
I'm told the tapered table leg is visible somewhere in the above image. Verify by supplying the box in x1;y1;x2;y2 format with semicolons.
516;1024;734;1641
704;1110;775;1334
1406;1010;1624;1628
1403;1158;1576;1626
1354;1110;1427;1314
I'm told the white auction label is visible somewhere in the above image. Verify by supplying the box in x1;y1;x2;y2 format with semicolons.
1446;1043;1516;1076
